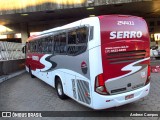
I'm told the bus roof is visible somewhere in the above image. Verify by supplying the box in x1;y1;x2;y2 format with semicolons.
27;15;143;42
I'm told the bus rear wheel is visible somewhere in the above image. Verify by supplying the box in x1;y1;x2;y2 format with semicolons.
55;78;67;100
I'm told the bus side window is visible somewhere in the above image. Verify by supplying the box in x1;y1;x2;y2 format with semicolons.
34;42;36;52
54;35;60;54
59;33;67;54
48;36;53;54
67;27;88;56
30;42;32;52
45;37;49;53
31;41;34;53
51;36;54;54
42;39;46;53
77;27;88;44
67;30;77;55
89;26;94;41
27;42;30;52
34;41;36;52
38;39;42;53
68;30;76;44
72;27;88;56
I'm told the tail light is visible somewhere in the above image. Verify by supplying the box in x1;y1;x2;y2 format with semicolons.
145;65;151;85
95;73;109;95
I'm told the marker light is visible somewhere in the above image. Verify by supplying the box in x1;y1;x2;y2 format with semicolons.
86;7;94;10
145;65;151;85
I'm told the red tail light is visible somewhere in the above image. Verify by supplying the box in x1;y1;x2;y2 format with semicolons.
145;65;151;85
97;74;104;86
95;73;109;95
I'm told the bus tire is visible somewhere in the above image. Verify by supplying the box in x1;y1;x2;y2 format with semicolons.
55;78;67;100
29;67;35;78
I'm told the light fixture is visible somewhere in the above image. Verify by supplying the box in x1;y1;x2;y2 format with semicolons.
86;7;94;10
21;14;28;16
0;25;13;33
89;15;95;17
87;0;94;4
154;33;160;41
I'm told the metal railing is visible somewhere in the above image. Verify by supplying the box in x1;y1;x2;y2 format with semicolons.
0;42;25;61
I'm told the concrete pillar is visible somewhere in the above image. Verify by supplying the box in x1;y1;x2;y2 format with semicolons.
20;23;30;43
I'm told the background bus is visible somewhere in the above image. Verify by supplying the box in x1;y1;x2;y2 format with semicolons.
26;15;150;109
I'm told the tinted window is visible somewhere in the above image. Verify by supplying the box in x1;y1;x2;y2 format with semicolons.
28;26;88;55
89;26;94;40
48;36;53;53
54;35;60;54
27;42;30;52
68;30;76;44
59;33;67;54
77;27;88;43
30;41;37;52
67;27;88;56
37;39;42;53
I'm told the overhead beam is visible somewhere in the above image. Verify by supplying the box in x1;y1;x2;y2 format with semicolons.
0;0;145;15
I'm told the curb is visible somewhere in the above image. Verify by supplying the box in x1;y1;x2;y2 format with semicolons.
0;70;26;83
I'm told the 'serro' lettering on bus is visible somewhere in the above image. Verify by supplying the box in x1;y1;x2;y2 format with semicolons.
110;31;143;39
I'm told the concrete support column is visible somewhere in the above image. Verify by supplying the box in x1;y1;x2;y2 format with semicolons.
20;23;30;43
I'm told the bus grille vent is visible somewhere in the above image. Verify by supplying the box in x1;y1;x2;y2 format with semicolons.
111;87;126;94
107;50;146;64
77;80;91;105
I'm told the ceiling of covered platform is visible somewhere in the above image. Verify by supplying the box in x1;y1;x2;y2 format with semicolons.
0;0;159;26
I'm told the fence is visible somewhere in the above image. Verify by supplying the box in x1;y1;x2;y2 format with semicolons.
0;42;25;61
0;42;25;76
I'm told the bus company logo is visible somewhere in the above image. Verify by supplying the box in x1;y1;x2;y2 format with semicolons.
110;31;143;39
81;61;88;74
117;21;134;26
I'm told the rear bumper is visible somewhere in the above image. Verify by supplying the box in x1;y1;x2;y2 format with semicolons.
92;83;150;110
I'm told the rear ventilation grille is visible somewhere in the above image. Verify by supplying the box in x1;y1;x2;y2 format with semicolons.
107;50;146;64
111;87;126;94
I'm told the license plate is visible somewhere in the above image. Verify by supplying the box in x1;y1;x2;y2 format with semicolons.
125;94;134;100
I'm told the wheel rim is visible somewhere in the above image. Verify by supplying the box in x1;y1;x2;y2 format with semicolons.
57;82;63;95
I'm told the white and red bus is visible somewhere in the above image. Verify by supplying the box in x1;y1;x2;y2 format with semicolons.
26;15;150;109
